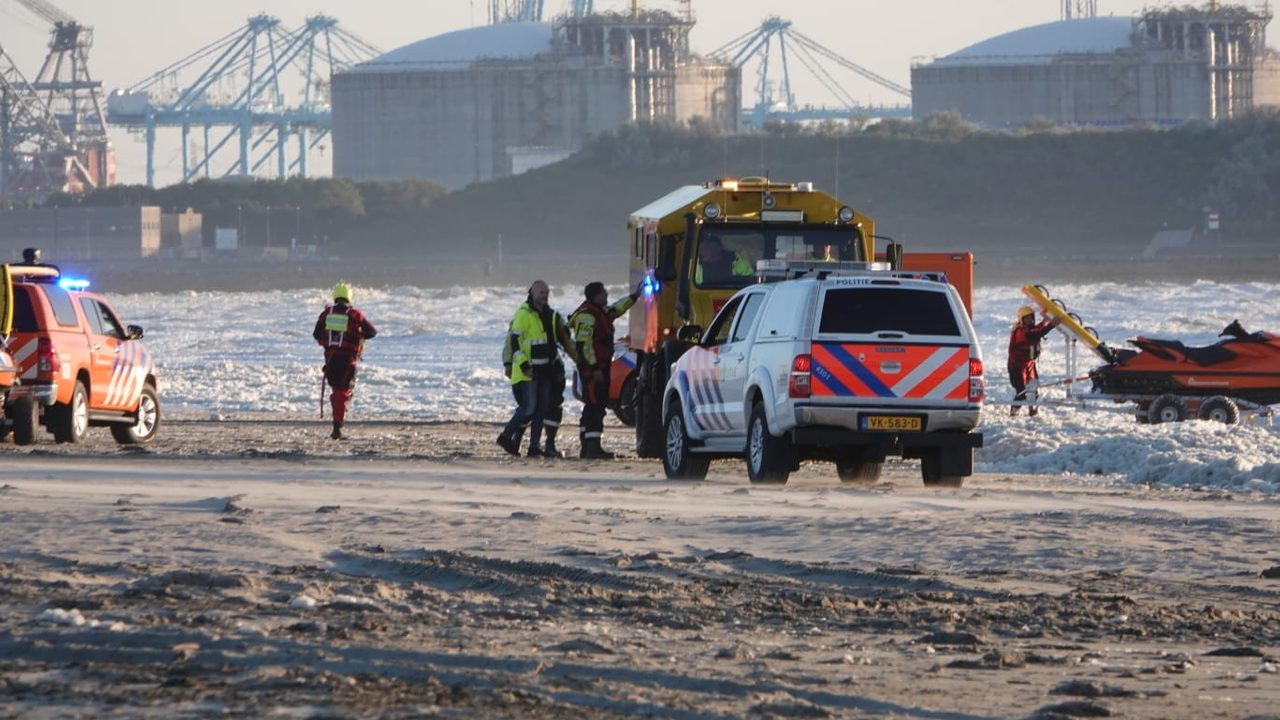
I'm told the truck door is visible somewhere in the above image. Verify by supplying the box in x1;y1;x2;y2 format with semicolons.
682;295;742;437
78;297;119;409
80;298;140;411
718;291;766;434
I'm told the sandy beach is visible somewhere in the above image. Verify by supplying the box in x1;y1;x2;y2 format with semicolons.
2;420;1278;719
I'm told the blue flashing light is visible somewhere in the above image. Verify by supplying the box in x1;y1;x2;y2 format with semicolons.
642;271;660;296
57;277;91;291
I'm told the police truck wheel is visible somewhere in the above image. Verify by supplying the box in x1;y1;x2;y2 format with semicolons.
50;381;89;444
10;396;39;446
1147;393;1187;424
1197;396;1239;425
836;459;882;485
663;398;709;480
746;403;791;485
921;453;964;488
112;383;161;444
614;373;638;427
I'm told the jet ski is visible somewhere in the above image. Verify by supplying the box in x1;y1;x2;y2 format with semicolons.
1090;320;1280;405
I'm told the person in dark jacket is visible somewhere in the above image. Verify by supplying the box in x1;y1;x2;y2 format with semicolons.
569;280;641;459
313;282;378;439
1007;305;1060;417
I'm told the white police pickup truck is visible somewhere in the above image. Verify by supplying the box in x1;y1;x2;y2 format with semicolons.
661;260;984;486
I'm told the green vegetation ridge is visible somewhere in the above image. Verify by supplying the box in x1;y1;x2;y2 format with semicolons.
14;111;1279;259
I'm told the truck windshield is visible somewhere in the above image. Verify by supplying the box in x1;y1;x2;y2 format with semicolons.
695;225;863;288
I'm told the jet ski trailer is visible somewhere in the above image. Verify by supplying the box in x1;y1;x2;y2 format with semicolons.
1021;285;1278;425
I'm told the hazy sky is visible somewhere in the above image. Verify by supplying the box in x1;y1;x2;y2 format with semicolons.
2;0;1274;185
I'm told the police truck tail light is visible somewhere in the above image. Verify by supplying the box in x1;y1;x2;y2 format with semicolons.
789;354;812;398
37;338;60;378
968;358;984;403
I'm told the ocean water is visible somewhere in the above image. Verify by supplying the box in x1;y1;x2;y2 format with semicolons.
110;280;1280;491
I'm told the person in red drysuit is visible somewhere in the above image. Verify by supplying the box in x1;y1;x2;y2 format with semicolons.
1008;305;1061;417
313;282;378;439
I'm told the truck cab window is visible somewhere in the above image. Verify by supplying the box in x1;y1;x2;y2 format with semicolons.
703;296;743;347
95;302;127;339
730;293;765;343
78;298;107;336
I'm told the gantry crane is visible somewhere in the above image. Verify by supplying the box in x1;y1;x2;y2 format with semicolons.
709;16;912;126
106;14;380;186
0;0;111;196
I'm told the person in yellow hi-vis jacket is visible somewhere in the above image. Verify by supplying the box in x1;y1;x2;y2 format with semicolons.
570;280;642;459
498;281;575;458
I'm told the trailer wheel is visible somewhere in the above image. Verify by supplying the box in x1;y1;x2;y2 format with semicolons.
1134;401;1152;424
1197;396;1239;425
1148;394;1187;424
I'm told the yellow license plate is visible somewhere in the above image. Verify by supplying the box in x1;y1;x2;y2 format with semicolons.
863;415;922;431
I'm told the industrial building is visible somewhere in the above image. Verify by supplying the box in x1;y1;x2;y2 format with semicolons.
911;5;1280;127
160;209;203;257
331;11;740;189
0;207;161;260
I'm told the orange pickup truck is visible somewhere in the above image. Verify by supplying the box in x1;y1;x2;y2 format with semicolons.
1;254;159;446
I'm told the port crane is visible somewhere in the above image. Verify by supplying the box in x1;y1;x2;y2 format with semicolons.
0;0;111;196
709;16;912;126
106;14;380;186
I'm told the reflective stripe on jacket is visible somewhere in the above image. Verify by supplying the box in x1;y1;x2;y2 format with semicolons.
314;303;377;358
569;293;636;369
504;302;570;384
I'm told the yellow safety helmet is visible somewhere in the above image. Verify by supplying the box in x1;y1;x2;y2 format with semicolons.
333;282;353;303
1016;305;1035;320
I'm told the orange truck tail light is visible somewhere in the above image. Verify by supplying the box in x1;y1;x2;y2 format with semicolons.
968;358;984;403
36;338;62;380
789;354;812;398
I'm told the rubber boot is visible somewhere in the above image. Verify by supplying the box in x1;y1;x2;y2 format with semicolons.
331;389;349;439
496;432;519;456
543;427;564;459
582;437;615;460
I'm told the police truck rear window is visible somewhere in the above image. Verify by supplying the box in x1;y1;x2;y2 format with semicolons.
819;288;960;336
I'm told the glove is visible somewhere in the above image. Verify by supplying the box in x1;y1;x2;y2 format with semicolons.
633;280;645;298
520;361;532;377
503;363;512;379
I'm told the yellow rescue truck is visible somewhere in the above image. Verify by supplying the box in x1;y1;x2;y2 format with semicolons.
624;177;973;458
